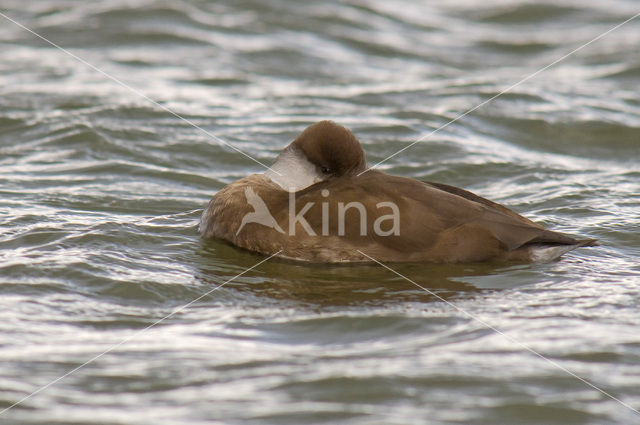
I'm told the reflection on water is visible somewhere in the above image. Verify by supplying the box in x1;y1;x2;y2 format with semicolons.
194;236;554;307
1;0;640;424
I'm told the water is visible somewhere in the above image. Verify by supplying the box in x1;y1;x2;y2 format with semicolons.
1;0;639;424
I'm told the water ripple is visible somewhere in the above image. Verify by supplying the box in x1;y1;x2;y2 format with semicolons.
1;1;640;424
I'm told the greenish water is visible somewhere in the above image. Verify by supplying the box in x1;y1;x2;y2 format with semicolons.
1;1;639;424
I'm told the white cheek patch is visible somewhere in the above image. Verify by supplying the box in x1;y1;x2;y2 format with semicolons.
265;147;325;192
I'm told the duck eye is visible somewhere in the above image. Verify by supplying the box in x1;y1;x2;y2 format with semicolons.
321;166;332;174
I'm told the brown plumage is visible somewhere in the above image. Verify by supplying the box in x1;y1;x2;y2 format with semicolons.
200;121;597;263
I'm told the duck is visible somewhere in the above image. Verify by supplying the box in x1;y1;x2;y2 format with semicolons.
199;120;597;263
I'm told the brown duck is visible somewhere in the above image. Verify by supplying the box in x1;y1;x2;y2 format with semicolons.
200;121;597;263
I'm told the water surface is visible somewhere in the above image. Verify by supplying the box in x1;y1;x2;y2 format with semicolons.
1;1;639;424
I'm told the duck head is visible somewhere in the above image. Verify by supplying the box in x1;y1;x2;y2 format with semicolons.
265;120;367;192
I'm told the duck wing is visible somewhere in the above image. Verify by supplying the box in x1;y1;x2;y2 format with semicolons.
423;180;598;251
